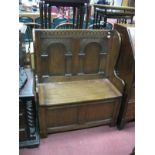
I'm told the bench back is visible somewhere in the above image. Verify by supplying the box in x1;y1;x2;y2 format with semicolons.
34;29;121;83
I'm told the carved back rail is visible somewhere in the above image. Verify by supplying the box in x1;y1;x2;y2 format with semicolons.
34;29;121;84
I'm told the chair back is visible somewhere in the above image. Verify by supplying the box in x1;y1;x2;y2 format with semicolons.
55;22;75;29
88;22;113;30
19;16;33;23
35;17;41;24
52;17;67;28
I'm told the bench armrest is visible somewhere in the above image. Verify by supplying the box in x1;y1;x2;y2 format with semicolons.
113;69;125;93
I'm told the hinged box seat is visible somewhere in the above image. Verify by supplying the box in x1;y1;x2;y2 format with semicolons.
38;79;122;106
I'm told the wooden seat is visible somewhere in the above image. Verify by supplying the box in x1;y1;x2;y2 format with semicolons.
34;29;125;137
38;79;122;106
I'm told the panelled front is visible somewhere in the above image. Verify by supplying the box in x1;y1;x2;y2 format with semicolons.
42;99;120;133
46;105;78;127
85;100;114;122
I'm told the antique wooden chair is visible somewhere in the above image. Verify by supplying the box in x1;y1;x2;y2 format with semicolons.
34;29;125;138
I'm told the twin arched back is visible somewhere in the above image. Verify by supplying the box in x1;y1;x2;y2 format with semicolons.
34;29;121;83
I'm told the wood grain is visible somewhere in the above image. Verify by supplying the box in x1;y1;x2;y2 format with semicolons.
38;79;121;106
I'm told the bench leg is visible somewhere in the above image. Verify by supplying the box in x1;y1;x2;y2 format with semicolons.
110;101;121;127
117;119;125;130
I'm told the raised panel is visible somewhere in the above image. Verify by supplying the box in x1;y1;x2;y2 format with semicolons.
47;43;66;75
86;101;114;122
46;106;78;127
83;43;100;74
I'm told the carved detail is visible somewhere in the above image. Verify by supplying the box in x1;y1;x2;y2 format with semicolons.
26;100;36;139
36;29;114;39
40;39;71;53
35;29;120;81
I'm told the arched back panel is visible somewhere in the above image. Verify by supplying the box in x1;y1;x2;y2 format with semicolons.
34;29;121;83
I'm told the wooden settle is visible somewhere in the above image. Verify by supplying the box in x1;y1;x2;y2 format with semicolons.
34;29;125;138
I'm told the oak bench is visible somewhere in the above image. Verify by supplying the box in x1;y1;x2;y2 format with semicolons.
34;29;125;138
